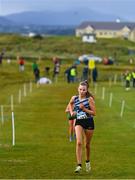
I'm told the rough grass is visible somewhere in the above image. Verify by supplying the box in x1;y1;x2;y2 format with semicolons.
0;60;135;178
1;34;135;64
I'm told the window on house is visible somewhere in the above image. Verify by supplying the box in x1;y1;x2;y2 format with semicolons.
99;32;103;35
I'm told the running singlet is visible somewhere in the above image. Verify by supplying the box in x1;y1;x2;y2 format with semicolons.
74;96;90;119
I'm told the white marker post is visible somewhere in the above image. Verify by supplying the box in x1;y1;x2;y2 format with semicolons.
120;100;125;118
109;92;113;107
114;74;117;84
11;95;14;111
102;87;105;100
109;77;112;87
24;84;26;97
18;89;21;104
1;105;4;124
30;81;32;93
11;111;15;146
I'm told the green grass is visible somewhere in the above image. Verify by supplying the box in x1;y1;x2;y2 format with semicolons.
0;59;135;178
1;34;135;64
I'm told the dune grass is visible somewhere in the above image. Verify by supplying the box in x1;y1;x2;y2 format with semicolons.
0;59;135;179
1;34;135;64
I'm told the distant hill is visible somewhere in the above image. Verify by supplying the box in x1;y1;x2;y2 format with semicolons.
0;9;123;35
5;8;121;26
0;16;14;26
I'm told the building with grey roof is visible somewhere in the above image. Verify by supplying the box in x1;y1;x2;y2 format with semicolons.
76;21;135;42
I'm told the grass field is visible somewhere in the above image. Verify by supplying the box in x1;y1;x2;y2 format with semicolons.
0;59;135;179
1;34;135;64
0;60;135;179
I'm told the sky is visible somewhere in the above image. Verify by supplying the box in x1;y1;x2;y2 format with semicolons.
0;0;135;21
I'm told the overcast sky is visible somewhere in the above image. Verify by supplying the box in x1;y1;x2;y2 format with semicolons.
0;0;135;21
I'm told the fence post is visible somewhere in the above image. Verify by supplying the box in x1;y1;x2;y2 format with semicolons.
120;100;125;118
11;95;14;111
114;74;117;84
24;84;26;97
109;92;113;107
30;81;32;93
11;111;15;146
102;87;105;100
18;89;21;104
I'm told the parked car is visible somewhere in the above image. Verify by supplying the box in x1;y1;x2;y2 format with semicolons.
78;54;102;63
103;57;114;65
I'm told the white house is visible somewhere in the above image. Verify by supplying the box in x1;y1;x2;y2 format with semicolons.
76;21;135;42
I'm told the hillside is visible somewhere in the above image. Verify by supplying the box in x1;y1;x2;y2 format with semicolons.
0;34;135;64
5;9;120;26
0;16;13;26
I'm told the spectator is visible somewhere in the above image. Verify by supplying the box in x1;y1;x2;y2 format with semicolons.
124;70;131;90
65;66;72;83
45;67;50;76
92;67;98;84
32;61;38;72
19;57;25;71
0;52;4;64
70;65;77;83
131;69;135;87
53;60;60;82
34;68;40;83
32;61;40;82
82;65;89;81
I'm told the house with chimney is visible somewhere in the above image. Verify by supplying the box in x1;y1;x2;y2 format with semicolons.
75;21;135;42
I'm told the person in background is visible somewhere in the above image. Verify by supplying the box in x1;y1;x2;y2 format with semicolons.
53;58;60;82
34;67;40;83
65;66;72;83
82;65;89;81
45;67;50;76
32;61;38;73
32;61;40;82
0;52;4;64
131;69;135;87
19;57;25;71
92;67;98;85
124;70;131;90
70;65;77;83
65;103;76;142
68;80;96;173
